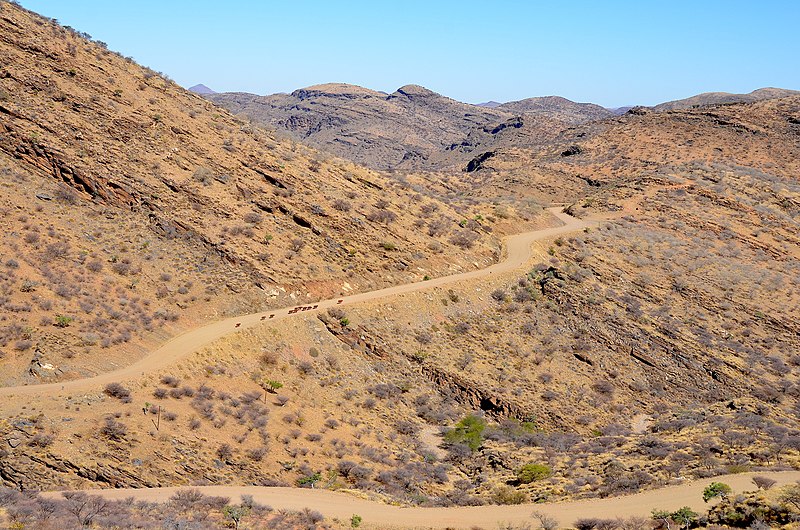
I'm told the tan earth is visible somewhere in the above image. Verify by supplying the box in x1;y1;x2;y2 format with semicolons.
0;208;591;399
47;471;800;529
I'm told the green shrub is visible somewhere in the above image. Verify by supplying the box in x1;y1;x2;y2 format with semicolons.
493;485;527;505
703;482;732;502
297;472;321;487
54;314;73;328
262;379;283;393
444;414;486;451
516;463;552;484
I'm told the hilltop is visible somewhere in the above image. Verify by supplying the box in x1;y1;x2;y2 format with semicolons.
207;83;514;170
497;95;614;124
206;84;608;171
653;87;800;111
187;83;216;95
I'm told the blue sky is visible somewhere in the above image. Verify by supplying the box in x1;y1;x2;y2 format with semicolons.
18;0;800;107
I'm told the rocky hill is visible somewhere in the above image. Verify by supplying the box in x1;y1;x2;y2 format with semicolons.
187;83;216;95
0;2;517;387
207;83;517;170
207;85;611;171
653;87;799;112
498;95;614;124
340;94;800;503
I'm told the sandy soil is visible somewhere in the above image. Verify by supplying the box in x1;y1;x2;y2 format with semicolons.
45;471;800;529
0;208;591;399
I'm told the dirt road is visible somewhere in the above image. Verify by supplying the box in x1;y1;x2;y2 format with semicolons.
12;207;800;527
47;471;800;529
0;208;590;398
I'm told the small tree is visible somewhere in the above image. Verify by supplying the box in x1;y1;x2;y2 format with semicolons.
531;510;558;530
222;504;250;530
671;507;698;530
652;509;673;530
752;476;777;490
703;482;732;502
298;472;322;488
778;482;800;510
262;379;283;393
62;492;109;529
444;414;486;452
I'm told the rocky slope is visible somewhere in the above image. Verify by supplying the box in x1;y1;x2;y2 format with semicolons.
1;0;799;512
207;83;515;171
206;85;610;171
0;2;519;387
341;95;800;501
653;87;799;112
498;95;614;124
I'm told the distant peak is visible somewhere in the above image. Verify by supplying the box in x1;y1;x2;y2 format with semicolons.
391;84;439;99
292;83;383;100
188;84;216;95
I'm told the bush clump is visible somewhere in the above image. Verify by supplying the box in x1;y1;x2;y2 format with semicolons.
516;462;552;484
444;414;486;452
104;382;131;402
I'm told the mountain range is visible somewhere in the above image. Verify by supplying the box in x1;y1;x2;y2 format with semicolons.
206;84;798;171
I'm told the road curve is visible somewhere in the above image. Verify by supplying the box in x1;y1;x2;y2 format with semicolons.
46;471;800;529
0;208;590;398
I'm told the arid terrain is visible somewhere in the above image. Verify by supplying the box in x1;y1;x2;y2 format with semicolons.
206;84;608;172
1;1;800;529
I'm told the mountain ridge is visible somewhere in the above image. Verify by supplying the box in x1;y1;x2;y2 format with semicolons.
206;83;608;170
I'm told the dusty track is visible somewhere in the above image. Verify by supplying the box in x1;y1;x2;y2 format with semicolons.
0;208;589;398
12;208;800;527
47;471;800;529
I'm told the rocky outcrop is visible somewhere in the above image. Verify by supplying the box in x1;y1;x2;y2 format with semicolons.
316;314;564;427
465;151;496;172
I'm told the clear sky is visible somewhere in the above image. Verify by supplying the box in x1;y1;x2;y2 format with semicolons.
17;0;800;107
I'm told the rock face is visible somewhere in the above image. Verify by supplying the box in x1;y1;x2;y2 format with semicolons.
206;85;613;171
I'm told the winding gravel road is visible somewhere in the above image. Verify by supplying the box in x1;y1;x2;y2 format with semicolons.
48;472;800;529
0;208;588;398
22;207;790;529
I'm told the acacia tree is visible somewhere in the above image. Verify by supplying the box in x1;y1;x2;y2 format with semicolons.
222;504;250;530
671;507;698;530
703;482;732;502
531;511;558;530
752;476;777;490
778;482;800;511
651;509;673;530
652;507;697;530
62;491;109;529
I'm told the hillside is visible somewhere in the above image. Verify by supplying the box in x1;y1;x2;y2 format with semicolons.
0;2;525;388
653;87;799;112
498;95;614;124
1;0;800;524
2;85;798;511
207;83;516;170
206;85;609;171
